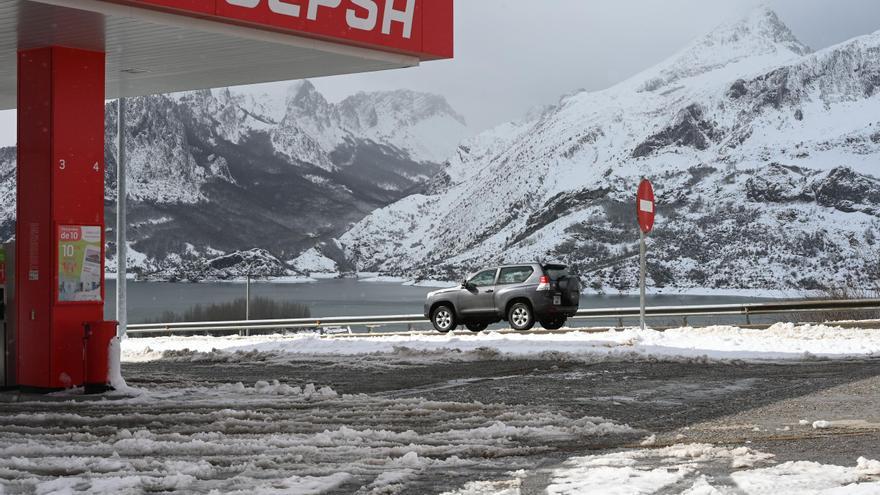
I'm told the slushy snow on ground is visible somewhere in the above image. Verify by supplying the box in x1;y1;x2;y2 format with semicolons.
0;382;632;493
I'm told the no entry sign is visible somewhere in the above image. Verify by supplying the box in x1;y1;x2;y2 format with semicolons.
637;179;655;234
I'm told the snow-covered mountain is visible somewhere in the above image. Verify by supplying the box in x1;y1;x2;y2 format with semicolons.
338;8;880;292
0;147;15;242
0;81;469;280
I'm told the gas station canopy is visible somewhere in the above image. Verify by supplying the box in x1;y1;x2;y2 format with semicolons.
0;0;453;109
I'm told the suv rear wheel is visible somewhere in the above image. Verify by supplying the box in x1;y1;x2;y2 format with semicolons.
508;302;535;331
540;318;566;330
465;323;488;333
431;305;457;333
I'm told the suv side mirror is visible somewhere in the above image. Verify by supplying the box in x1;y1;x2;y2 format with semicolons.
461;279;471;289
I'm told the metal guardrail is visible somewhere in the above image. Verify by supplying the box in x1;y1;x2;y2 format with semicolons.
127;315;427;335
125;299;880;336
572;298;880;326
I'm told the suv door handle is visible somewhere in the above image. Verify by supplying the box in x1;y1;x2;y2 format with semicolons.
486;290;494;293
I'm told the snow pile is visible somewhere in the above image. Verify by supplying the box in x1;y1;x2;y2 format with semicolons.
858;457;880;476
218;380;338;399
122;323;880;364
107;336;130;393
542;444;880;495
441;477;524;495
731;461;879;494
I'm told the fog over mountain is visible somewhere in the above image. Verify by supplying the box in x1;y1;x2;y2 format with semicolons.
4;0;880;143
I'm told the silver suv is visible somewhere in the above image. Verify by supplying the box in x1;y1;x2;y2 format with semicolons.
424;263;581;333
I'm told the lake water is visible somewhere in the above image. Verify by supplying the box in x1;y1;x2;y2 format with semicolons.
105;279;779;329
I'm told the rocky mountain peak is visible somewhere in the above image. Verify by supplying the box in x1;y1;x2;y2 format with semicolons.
722;7;812;56
280;81;335;125
636;7;811;93
284;80;321;106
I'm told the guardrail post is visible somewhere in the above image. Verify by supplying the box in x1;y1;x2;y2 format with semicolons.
745;308;751;326
618;317;624;330
683;316;688;327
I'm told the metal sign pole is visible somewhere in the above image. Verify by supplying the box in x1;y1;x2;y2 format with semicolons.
116;97;127;338
244;271;251;337
636;178;654;332
639;228;647;331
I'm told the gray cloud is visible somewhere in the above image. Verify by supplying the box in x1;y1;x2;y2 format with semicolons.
312;0;880;132
1;0;878;145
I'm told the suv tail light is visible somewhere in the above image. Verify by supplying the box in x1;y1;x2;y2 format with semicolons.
537;275;551;291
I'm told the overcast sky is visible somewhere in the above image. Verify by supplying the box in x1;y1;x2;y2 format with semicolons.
1;0;879;146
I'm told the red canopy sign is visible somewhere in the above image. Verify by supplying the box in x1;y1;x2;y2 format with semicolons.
106;0;454;59
637;179;655;234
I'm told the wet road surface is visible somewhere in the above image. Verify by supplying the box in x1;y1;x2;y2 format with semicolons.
1;356;879;493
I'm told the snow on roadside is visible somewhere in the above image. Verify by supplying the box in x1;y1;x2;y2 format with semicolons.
543;444;880;495
357;274;410;283
122;323;880;364
403;279;457;288
441;444;880;494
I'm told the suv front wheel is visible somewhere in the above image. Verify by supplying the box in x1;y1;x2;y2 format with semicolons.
508;302;535;331
431;305;457;333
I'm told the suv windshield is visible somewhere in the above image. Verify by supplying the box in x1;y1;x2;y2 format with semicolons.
542;264;569;280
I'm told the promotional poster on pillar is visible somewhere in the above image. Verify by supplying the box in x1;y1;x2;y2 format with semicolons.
57;225;103;303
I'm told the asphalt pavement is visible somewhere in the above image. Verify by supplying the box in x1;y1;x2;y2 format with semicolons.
128;356;880;490
1;355;879;493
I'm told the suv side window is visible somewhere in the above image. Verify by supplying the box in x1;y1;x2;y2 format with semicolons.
498;266;534;285
468;269;497;287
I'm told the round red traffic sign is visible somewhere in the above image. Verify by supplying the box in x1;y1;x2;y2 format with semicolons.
637;179;655;234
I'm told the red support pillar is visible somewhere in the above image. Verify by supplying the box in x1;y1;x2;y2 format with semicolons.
16;47;106;391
